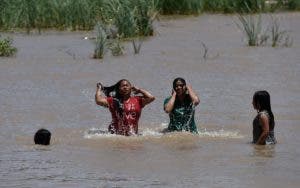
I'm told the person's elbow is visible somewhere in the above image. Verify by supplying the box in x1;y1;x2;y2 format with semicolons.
95;100;102;106
193;97;200;106
149;96;155;103
95;100;103;106
164;106;171;114
95;96;107;106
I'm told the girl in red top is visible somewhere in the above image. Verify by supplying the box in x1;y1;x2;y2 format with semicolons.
95;79;155;136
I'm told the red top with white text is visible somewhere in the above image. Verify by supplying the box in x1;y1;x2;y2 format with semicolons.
107;96;143;136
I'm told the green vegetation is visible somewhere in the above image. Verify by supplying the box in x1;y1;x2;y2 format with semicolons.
158;0;269;14
2;0;298;35
237;14;292;47
93;23;107;59
132;39;143;54
109;36;125;56
288;0;300;10
237;14;265;46
0;35;17;57
270;17;292;47
100;0;158;38
0;0;157;38
0;0;100;32
1;0;299;36
0;0;297;57
157;0;204;15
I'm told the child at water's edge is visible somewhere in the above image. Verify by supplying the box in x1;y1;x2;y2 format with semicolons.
164;77;200;134
252;90;276;145
95;79;155;136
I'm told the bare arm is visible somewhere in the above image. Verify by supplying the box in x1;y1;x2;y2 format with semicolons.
95;83;108;107
186;85;200;106
256;113;269;145
132;86;155;107
164;91;176;113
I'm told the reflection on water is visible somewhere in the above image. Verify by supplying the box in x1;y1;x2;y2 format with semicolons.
251;145;276;158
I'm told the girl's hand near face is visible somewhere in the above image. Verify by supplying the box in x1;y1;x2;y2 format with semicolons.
186;84;200;106
132;86;155;106
97;82;103;90
171;89;176;96
131;86;140;94
186;85;192;92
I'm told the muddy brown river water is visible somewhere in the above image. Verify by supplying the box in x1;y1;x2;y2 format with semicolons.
1;13;300;188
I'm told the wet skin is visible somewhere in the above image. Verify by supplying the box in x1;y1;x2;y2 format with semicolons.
174;80;186;98
119;80;132;98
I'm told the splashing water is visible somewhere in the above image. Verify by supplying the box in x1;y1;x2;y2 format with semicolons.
84;125;243;139
181;103;195;132
198;128;243;138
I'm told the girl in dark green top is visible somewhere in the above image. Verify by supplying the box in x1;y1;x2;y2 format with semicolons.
164;78;200;134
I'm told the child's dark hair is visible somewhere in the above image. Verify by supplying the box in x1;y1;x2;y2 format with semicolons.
253;90;274;125
173;77;186;90
34;129;51;145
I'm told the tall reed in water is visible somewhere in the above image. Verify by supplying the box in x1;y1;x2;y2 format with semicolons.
132;38;143;54
102;0;137;38
109;35;124;56
93;23;107;59
0;0;101;32
202;0;265;13
101;0;158;38
157;0;265;14
202;0;235;13
269;16;292;47
13;0;37;34
134;0;158;36
64;0;94;30
0;0;8;28
35;0;58;33
237;14;265;46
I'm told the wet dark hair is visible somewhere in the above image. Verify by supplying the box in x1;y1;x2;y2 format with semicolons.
173;77;186;90
34;129;51;145
102;79;131;99
253;90;274;125
102;79;131;121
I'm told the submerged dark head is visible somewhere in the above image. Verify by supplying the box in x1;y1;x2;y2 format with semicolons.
34;129;51;145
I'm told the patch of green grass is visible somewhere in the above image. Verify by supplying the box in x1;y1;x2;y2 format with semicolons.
102;0;137;38
287;0;300;10
0;35;17;57
158;0;204;15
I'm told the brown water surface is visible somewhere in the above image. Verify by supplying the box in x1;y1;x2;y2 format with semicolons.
1;13;300;188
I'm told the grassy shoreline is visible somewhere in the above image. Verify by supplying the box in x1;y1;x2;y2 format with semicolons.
1;0;299;36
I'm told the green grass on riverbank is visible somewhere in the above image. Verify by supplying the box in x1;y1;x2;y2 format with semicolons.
0;0;299;37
